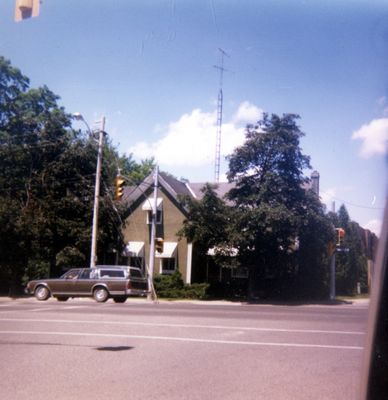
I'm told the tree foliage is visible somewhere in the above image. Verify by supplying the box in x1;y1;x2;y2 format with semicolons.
328;204;370;295
295;192;333;298
179;113;334;299
179;183;231;253
178;184;238;283
225;113;332;297
0;56;150;293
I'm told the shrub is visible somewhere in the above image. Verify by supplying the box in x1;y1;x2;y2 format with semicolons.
154;271;209;300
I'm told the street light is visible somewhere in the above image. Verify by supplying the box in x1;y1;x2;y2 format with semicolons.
73;113;106;268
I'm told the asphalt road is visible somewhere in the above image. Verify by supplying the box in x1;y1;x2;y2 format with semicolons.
0;297;369;400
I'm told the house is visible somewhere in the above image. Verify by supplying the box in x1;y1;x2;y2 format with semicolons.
120;170;321;284
121;172;195;284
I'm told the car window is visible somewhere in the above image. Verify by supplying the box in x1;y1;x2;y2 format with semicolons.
99;269;125;278
62;270;80;280
79;269;94;279
130;269;142;278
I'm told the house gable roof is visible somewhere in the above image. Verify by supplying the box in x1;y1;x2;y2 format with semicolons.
122;172;194;215
188;182;235;200
122;170;319;211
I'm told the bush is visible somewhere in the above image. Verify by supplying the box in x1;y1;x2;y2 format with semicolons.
181;283;209;299
154;271;209;300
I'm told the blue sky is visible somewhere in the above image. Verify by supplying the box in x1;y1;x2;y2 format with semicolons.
1;0;387;234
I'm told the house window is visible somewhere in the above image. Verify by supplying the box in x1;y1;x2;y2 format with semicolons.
142;197;163;224
147;210;162;224
160;258;176;274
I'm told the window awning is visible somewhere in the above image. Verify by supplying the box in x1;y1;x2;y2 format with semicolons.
155;242;177;258
125;241;145;257
142;197;163;211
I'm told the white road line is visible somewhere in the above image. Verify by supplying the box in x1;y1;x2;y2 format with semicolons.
0;318;365;336
2;305;86;311
0;330;364;350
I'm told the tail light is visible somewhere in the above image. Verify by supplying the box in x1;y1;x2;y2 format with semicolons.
127;281;132;289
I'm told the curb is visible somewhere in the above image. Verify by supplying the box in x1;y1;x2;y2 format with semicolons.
0;296;369;307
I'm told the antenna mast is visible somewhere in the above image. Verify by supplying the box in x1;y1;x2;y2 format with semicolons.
213;48;229;183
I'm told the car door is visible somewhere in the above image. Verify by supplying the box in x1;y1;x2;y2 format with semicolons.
129;268;148;291
74;268;98;295
49;269;81;295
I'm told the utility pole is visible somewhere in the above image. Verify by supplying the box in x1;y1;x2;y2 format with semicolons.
90;117;105;268
147;166;159;300
330;252;336;301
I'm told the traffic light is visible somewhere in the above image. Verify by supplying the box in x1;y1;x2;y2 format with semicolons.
115;175;125;200
155;237;164;253
15;0;40;22
336;228;345;247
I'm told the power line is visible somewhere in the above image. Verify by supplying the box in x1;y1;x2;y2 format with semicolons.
330;197;385;210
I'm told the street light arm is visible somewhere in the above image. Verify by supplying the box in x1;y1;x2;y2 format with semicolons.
72;112;92;135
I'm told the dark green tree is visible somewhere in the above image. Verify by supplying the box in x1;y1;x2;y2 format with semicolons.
330;204;368;295
126;158;156;185
226;113;331;298
179;183;231;252
0;56;131;292
295;192;333;298
178;183;237;283
0;56;77;291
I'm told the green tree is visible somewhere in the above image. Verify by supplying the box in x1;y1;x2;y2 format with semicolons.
0;57;126;292
178;183;236;283
226;113;330;298
331;204;368;295
126;158;156;185
295;192;333;298
179;183;231;252
0;56;76;291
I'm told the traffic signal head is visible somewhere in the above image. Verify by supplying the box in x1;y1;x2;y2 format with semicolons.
155;237;164;253
115;175;125;200
15;0;40;22
336;228;345;247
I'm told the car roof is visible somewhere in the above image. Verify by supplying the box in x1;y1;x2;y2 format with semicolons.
95;265;141;270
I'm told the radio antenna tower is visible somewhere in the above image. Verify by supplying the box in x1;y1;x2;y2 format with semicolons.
213;48;229;183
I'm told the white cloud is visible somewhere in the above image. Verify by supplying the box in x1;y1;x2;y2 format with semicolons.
363;219;382;236
232;101;263;125
352;118;388;158
128;101;261;168
129;108;217;166
320;188;337;209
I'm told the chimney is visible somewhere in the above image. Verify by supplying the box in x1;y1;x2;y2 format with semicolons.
310;170;320;196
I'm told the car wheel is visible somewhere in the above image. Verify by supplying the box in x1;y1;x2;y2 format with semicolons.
113;296;127;303
56;296;69;302
93;287;109;303
35;285;50;301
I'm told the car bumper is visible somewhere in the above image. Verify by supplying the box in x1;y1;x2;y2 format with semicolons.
126;289;148;296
